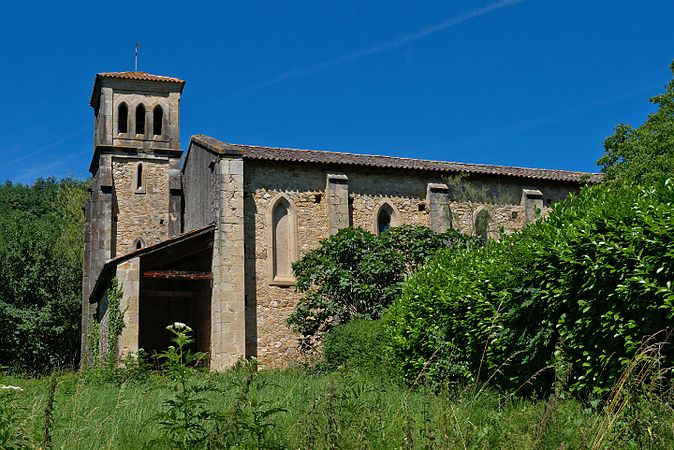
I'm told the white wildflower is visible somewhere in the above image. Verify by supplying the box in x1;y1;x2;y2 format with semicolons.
166;322;192;332
173;322;192;332
0;385;24;392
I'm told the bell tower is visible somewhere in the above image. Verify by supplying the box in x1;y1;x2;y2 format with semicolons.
91;71;183;150
82;72;185;364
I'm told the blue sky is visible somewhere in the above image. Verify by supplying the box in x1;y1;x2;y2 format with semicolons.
1;1;673;183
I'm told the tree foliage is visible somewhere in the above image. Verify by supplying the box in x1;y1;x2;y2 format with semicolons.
287;225;480;348
387;180;674;396
0;178;87;373
598;61;674;184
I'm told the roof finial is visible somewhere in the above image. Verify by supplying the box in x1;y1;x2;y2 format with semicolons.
134;41;141;71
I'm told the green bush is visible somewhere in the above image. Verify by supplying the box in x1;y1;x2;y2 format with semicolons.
322;319;389;374
386;240;521;386
387;180;674;396
288;225;480;348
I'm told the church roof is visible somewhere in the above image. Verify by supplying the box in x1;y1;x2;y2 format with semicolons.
90;72;185;106
95;71;185;84
190;134;602;184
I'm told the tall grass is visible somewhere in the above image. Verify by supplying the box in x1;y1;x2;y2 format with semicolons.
1;366;671;449
2;336;674;450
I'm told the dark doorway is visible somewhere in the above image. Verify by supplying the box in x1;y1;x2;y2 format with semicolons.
139;277;211;359
137;228;214;364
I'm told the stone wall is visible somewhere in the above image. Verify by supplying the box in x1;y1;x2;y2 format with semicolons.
182;142;219;231
244;162;329;367
81;155;114;364
242;160;581;367
348;169;435;232
112;156;172;256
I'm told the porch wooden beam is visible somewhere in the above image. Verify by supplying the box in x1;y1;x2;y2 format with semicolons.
143;290;199;298
143;270;213;280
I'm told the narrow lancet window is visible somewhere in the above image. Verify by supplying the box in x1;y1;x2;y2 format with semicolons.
118;103;128;133
153;105;163;136
135;104;145;134
377;203;395;234
136;163;144;192
272;200;291;279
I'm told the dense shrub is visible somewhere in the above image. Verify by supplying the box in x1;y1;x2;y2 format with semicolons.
0;178;87;373
322;319;390;374
287;225;480;349
386;241;520;386
387;180;674;396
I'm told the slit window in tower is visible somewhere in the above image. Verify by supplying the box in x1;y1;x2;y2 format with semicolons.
135;163;145;193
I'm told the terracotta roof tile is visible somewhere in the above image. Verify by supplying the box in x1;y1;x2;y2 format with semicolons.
191;134;602;183
90;72;185;106
96;71;185;84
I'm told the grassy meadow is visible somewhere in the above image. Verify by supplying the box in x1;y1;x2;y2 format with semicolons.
2;364;673;449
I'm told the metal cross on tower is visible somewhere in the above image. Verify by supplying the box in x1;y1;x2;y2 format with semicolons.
134;41;141;71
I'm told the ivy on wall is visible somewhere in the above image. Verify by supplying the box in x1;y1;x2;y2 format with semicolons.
87;278;125;369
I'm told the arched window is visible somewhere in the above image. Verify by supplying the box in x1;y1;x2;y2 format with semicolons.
273;200;291;278
118;103;128;133
152;105;163;136
270;195;296;285
135;163;145;193
135;104;145;135
376;203;397;234
474;208;491;241
133;237;145;250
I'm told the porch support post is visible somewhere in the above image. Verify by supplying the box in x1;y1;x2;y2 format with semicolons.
117;256;141;360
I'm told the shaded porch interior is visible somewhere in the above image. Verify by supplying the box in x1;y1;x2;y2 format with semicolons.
138;228;214;362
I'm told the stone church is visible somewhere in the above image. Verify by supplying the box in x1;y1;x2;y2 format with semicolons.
82;71;599;370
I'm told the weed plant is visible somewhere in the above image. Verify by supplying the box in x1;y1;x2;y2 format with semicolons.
152;322;213;448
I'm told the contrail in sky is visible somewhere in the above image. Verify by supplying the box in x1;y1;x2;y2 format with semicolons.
229;0;524;98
